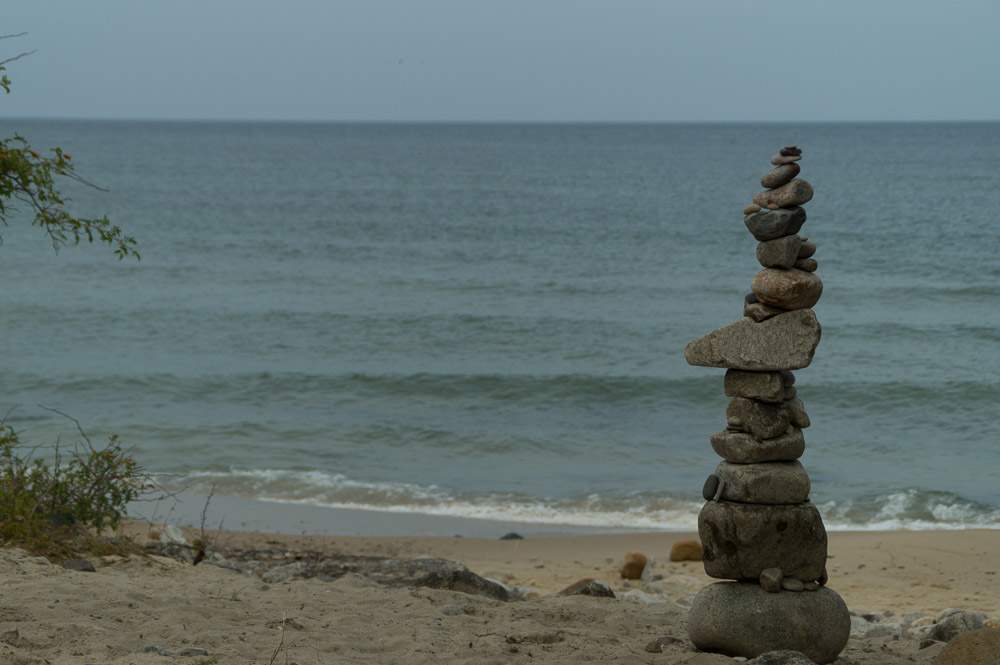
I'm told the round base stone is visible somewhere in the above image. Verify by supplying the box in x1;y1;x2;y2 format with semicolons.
687;582;850;664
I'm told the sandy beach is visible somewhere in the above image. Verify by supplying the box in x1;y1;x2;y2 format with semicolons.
1;505;997;664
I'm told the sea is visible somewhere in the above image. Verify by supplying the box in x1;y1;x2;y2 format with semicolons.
1;120;998;534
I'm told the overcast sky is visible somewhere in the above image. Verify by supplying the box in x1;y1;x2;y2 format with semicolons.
2;0;998;122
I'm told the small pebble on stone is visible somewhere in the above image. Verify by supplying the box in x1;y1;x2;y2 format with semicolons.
767;203;780;210
744;204;761;214
781;577;805;592
804;581;819;591
760;567;783;593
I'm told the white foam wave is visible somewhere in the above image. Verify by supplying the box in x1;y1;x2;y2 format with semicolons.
159;469;1000;532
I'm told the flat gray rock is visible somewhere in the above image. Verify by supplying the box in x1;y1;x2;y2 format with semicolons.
724;370;784;403
420;569;519;602
771;153;803;165
760;163;800;189
927;611;987;642
684;310;821;371
753;179;814;209
744;206;807;241
714;460;810;504
699;501;828;581
751;268;823;310
710;428;805;464
726;397;792;439
757;235;803;269
688;583;849;663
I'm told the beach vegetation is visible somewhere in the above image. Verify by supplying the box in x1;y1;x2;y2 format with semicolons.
1;33;138;259
0;35;146;559
0;414;153;557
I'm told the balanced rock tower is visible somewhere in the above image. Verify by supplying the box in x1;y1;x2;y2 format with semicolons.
684;147;850;664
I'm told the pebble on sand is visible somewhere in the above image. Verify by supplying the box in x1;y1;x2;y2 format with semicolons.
669;540;703;562
619;551;648;579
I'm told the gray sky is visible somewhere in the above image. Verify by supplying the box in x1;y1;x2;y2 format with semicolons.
2;0;998;122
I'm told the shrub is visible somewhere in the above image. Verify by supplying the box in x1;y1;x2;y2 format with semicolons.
0;415;152;552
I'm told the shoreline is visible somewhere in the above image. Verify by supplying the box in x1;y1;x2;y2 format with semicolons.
2;501;996;664
125;492;1000;617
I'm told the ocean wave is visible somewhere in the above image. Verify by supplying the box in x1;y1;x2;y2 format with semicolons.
12;370;723;408
159;468;1000;532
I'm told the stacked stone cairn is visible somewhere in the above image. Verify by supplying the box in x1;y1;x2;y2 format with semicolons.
683;146;850;664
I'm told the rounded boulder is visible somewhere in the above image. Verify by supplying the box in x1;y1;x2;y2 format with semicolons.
751;268;823;310
687;582;850;664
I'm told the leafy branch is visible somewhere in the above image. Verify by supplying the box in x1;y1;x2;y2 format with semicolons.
1;33;138;259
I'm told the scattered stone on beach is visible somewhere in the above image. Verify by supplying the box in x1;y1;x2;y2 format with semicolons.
927;611;987;643
744;301;789;322
688;582;850;663
161;524;188;545
726;397;793;439
699;501;827;581
499;532;524;540
862;623;904;639
797;241;817;259
135;646;173;656
751;268;823;310
684;309;821;371
724;369;785;402
748;651;817;665
419;569;519;602
710;428;805;464
567;580;616;598
178;648;210;657
619;551;648;579
644;635;684;653
714;460;810;504
745;204;762;214
760;568;783;593
62;559;96;573
669;540;703;562
771;153;803;165
557;578;596;595
757;235;803;269
761;163;801;189
753;179;814;209
933;629;1000;665
744;206;807;241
